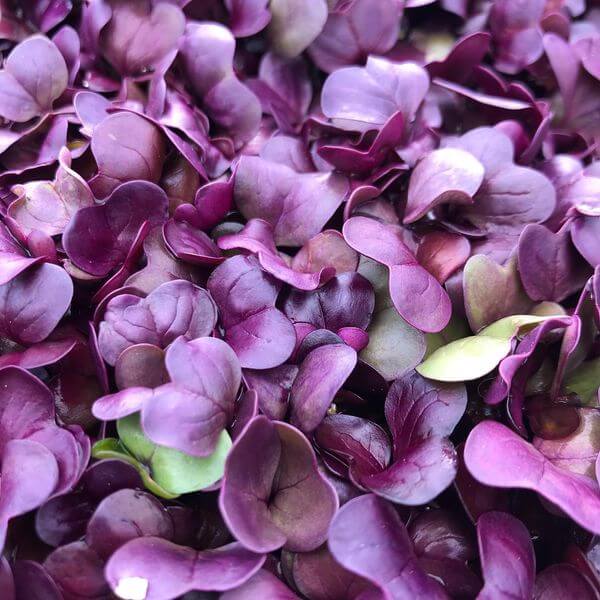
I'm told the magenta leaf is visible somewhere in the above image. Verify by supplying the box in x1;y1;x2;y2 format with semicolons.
465;421;600;535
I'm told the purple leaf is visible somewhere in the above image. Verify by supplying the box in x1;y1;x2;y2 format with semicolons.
221;569;300;599
0;35;67;122
343;216;451;333
243;364;298;420
328;494;449;599
12;560;62;600
358;372;465;505
315;414;392;480
405;148;485;224
180;22;261;145
226;0;271;37
100;0;185;76
415;231;471;285
105;538;265;599
282;271;374;332
89;112;167;198
572;215;600;268
125;228;203;295
318;112;406;175
290;344;357;432
43;541;110;599
477;511;535;600
489;0;544;74
485;317;572;416
0;223;41;286
234;156;349;246
220;416;338;552
98;279;217;365
0;263;73;345
534;564;599;599
518;224;591;302
53;25;80;85
115;344;169;390
163;218;223;266
207;255;296;369
533;408;600;479
8;147;94;236
86;489;174;559
0;439;59;551
187;178;234;232
249;53;312;131
309;0;402;73
321;57;429;132
0;366;56;455
464;420;600;535
218;219;335;290
63;180;168;277
293;230;358;274
284;545;380;600
95;336;242;457
35;459;143;548
142;336;241;456
28;425;87;497
443;127;556;236
0;338;76;370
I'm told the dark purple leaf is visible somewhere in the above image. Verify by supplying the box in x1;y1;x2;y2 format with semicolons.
63;180;168;277
534;564;599;599
217;219;335;290
220;416;338;552
0;264;72;345
518;224;591;302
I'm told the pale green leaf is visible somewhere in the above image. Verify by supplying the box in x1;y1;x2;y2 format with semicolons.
416;336;511;382
91;437;179;500
417;314;562;382
116;414;232;495
479;314;553;340
564;358;600;405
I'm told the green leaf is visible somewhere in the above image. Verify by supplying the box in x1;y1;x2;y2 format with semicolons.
424;313;471;359
117;414;156;461
462;255;531;332
564;358;600;405
150;431;232;494
479;314;552;340
116;414;232;495
416;335;511;382
417;314;561;382
92;437;179;500
360;304;426;381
